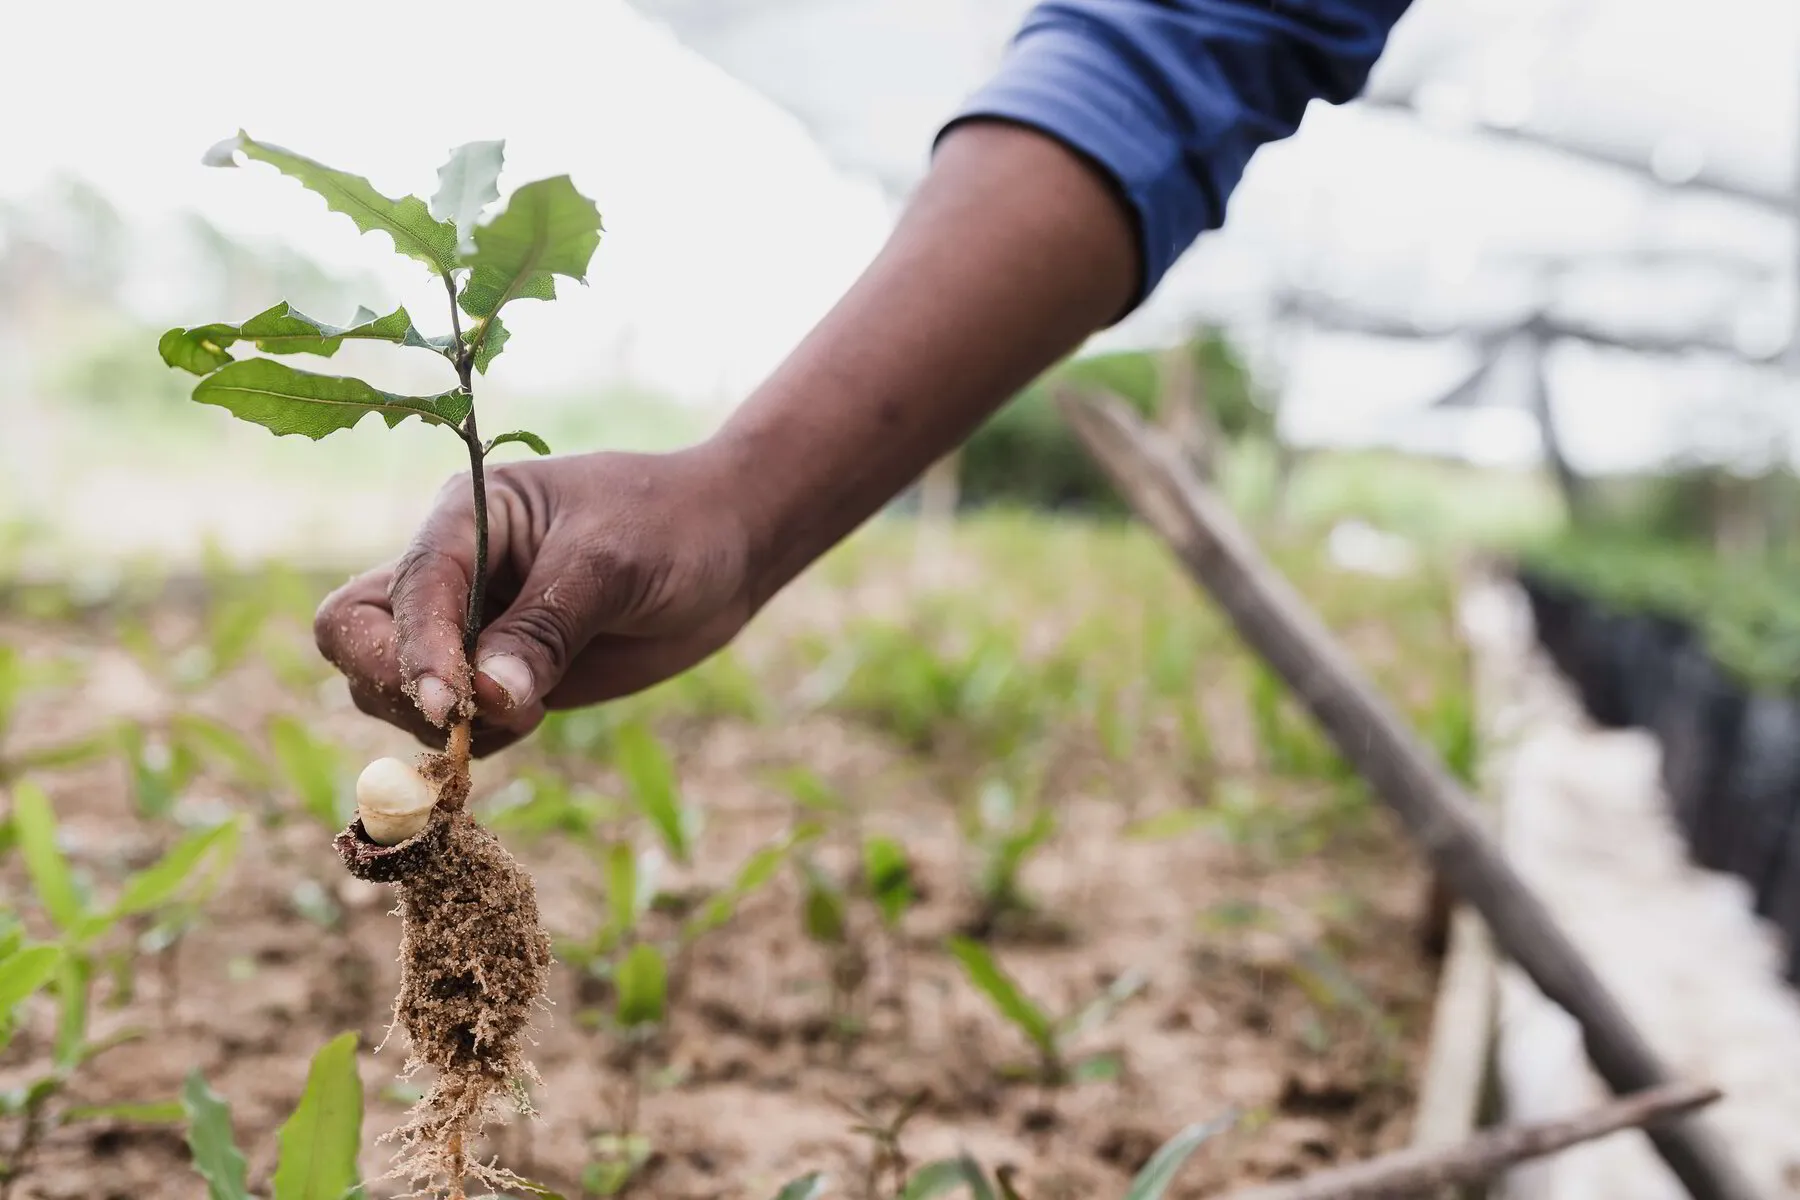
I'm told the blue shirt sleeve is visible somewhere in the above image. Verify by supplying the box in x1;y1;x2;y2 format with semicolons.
939;0;1414;314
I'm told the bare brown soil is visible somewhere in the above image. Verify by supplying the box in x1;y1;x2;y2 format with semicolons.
0;539;1447;1199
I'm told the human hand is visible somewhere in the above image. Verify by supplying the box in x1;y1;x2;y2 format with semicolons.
314;444;756;756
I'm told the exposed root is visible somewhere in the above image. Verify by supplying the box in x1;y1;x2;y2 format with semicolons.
335;720;553;1196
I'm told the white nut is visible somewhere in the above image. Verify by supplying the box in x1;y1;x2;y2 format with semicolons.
355;757;436;846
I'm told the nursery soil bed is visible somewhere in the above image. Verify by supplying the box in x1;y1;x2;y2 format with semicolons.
0;552;1443;1199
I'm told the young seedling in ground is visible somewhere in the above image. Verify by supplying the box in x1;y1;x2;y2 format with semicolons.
858;834;918;1034
945;937;1144;1090
160;132;602;1196
960;776;1060;942
5;781;240;1193
797;854;871;1038
831;1089;926;1199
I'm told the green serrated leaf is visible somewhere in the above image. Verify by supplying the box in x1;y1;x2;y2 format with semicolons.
12;782;83;932
183;1069;251;1200
458;174;602;323
771;1173;830;1200
112;820;240;920
431;140;505;251
614;943;666;1030
160;303;433;377
0;945;64;1015
470;316;510;374
193;359;469;441
1121;1113;1237;1200
615;724;690;864
945;938;1055;1057
271;1032;363;1200
484;430;551;458
210;132;458;276
902;1158;996;1200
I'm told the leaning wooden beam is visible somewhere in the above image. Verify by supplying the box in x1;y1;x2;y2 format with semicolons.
1215;1082;1722;1200
1058;393;1760;1200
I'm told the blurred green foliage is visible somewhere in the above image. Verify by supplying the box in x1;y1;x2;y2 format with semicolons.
957;330;1265;514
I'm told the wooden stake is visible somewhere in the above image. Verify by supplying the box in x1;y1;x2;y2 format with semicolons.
1058;393;1760;1200
1215;1081;1721;1200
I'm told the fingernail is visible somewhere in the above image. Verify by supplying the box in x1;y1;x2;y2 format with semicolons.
415;675;458;726
477;655;534;709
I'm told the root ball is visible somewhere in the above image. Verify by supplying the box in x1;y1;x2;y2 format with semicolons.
335;741;553;1193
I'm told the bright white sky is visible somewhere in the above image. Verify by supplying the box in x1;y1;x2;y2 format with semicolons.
2;0;895;404
4;0;1796;472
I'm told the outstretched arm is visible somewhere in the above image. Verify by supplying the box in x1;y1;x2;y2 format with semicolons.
316;0;1414;751
717;0;1414;605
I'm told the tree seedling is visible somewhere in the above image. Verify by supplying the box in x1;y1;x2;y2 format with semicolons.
962;777;1058;940
797;855;870;1035
832;1088;927;1199
159;131;601;1196
183;1031;363;1199
5;781;240;1190
944;938;1144;1087
858;834;917;1031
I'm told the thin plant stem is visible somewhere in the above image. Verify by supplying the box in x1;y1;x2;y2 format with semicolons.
443;273;489;679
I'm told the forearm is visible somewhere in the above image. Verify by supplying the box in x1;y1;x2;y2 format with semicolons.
713;120;1139;608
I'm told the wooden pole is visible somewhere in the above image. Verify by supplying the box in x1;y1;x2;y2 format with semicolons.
1058;393;1760;1200
1215;1082;1721;1200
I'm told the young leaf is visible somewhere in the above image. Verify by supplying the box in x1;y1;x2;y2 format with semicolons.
484;430;552;458
52;953;91;1069
902;1157;998;1200
0;945;64;1015
457;174;603;321
208;132;458;276
160;304;433;376
431;139;505;250
269;717;348;828
12;781;84;932
682;831;806;941
799;859;847;946
112;819;241;920
944;938;1055;1057
173;714;273;790
615;723;690;864
861;834;913;927
1061;967;1148;1042
183;1070;252;1200
470;315;510;374
63;1100;186;1124
271;1031;363;1200
1121;1113;1237;1200
771;1174;830;1200
614;943;667;1030
193;359;470;441
603;842;656;944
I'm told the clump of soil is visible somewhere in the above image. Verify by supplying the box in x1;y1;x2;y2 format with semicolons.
335;723;553;1196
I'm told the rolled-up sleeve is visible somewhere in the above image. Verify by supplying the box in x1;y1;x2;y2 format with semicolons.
939;0;1413;313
